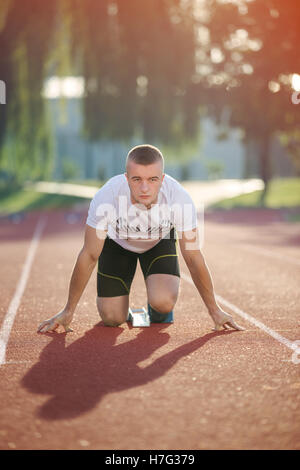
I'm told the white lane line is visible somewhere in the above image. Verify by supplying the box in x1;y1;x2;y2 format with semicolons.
181;271;300;362
0;216;47;365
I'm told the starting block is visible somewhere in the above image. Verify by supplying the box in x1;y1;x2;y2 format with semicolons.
128;305;174;327
148;303;174;324
128;307;150;327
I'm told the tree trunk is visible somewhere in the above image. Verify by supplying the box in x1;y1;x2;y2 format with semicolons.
258;133;272;206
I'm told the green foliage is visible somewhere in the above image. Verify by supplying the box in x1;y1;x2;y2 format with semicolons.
0;0;58;184
1;0;299;191
204;159;224;180
67;0;198;146
0;188;88;215
194;0;300;194
161;135;202;165
211;178;300;209
279;129;300;176
61;158;79;180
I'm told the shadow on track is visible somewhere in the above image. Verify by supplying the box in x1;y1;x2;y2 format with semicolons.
21;324;236;421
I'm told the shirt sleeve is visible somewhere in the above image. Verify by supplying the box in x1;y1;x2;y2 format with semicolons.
86;184;115;231
171;185;198;232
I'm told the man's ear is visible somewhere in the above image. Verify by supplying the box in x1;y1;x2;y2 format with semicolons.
125;172;128;181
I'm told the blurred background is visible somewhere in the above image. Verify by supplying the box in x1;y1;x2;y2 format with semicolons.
0;0;299;212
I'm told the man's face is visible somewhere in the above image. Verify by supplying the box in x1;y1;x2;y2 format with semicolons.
125;160;165;208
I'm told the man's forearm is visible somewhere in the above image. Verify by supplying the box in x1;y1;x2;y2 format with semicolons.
184;252;220;314
65;248;98;313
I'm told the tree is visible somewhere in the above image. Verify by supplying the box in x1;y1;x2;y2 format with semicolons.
67;0;199;145
0;0;58;184
1;0;298;192
1;0;204;180
190;0;300;202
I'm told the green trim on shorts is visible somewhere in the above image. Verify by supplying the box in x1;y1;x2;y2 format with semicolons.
145;254;178;277
98;271;130;294
97;228;180;297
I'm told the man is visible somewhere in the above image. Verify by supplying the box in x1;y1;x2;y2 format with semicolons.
38;144;244;333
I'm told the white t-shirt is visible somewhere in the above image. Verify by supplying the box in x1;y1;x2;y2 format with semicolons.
86;173;198;253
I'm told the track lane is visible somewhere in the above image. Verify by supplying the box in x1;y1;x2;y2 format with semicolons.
0;208;299;450
199;225;300;337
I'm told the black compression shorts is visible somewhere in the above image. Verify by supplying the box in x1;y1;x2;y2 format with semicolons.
97;228;180;297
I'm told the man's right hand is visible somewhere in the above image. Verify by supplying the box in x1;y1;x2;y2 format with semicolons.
37;308;74;333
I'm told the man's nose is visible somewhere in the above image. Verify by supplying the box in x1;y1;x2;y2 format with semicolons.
140;181;149;192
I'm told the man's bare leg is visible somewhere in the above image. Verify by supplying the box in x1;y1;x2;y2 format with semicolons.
97;295;129;326
146;273;180;315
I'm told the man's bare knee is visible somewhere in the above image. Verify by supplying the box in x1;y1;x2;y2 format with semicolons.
150;297;176;314
100;311;126;327
103;318;124;327
96;296;128;327
98;306;127;327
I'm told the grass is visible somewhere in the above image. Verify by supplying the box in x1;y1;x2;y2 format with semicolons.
0;177;299;218
0;179;105;215
210;178;300;210
61;179;102;187
0;188;90;215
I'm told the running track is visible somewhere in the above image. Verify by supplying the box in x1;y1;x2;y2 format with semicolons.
0;206;299;450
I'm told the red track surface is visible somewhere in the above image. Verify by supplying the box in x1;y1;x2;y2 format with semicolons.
0;207;299;450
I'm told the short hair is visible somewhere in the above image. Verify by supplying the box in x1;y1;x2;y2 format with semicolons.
126;144;164;170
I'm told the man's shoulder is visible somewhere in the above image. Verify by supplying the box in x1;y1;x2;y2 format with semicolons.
163;174;187;193
163;174;195;204
93;174;126;199
105;173;126;187
163;173;181;188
